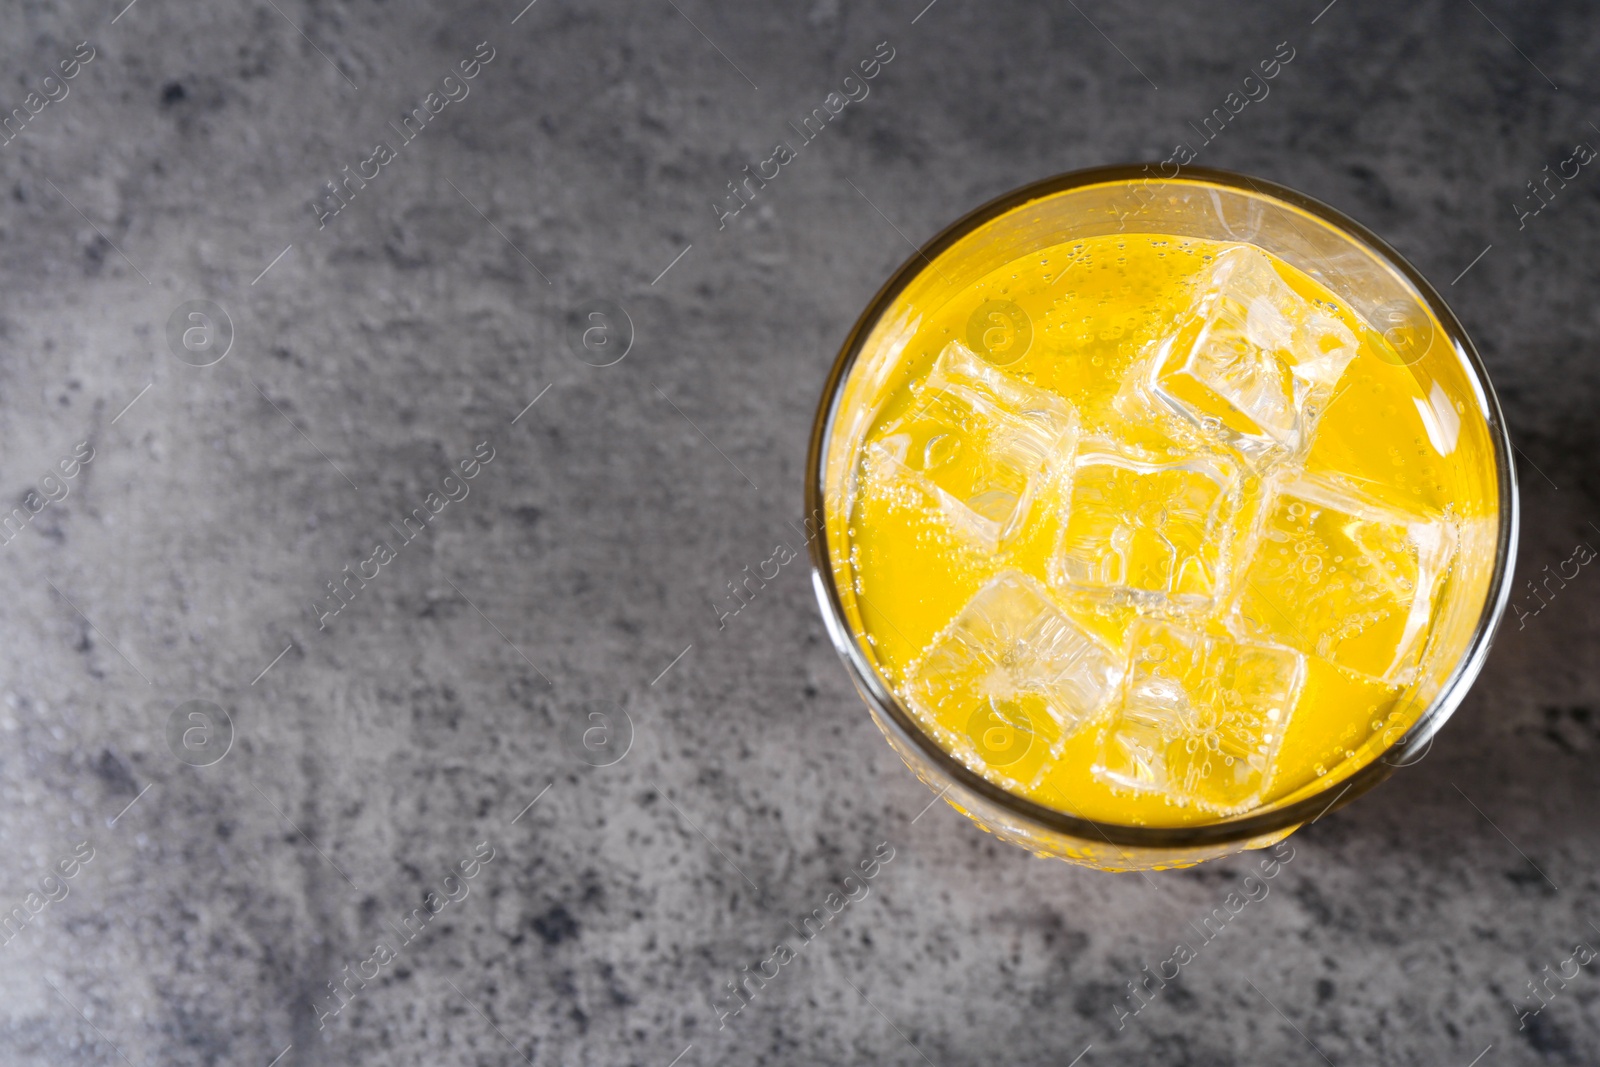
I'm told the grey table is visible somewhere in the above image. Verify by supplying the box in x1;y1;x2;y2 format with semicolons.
1;1;1595;1064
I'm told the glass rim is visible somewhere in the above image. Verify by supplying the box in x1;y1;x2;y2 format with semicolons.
805;163;1521;849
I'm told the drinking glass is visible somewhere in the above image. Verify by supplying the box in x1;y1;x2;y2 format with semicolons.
806;165;1518;871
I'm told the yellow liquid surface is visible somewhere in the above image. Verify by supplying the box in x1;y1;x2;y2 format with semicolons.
840;232;1496;827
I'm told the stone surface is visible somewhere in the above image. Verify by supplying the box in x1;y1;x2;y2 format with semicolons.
0;1;1597;1065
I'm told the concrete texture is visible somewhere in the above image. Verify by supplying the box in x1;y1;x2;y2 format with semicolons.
0;1;1597;1064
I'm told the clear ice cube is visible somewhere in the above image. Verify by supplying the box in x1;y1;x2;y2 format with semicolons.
1095;619;1305;813
1052;443;1241;612
907;570;1122;790
868;341;1077;553
1131;245;1358;461
1229;473;1454;684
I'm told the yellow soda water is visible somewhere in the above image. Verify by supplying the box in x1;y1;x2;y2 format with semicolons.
843;233;1494;827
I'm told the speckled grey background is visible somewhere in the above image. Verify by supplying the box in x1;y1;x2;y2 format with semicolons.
1;0;1597;1064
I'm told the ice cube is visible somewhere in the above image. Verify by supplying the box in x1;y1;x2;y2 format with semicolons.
906;571;1121;790
1095;619;1305;814
1052;443;1241;612
1229;472;1454;684
868;341;1076;553
1130;245;1358;461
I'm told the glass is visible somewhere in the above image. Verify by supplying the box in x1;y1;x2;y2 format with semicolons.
806;166;1519;871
